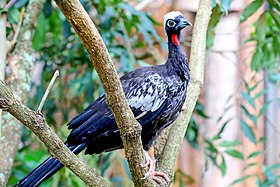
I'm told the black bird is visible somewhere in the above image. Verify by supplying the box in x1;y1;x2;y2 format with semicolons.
15;11;191;186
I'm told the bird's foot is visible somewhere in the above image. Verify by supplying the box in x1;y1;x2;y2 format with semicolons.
141;151;170;184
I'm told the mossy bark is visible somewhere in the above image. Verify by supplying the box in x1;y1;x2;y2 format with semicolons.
0;0;46;185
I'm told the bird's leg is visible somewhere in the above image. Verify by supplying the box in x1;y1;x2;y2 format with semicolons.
141;150;170;184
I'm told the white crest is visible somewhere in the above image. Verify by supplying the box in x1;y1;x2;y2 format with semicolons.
163;11;184;37
163;11;183;25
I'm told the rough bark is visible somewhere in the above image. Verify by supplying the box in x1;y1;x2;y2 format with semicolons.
53;0;156;186
0;0;46;185
0;2;7;184
0;81;110;187
156;0;212;182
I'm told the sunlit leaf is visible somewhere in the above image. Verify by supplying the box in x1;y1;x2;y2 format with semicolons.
255;12;266;43
219;140;241;147
240;0;264;22
206;5;224;49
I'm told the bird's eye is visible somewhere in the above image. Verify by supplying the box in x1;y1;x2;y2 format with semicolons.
167;20;176;27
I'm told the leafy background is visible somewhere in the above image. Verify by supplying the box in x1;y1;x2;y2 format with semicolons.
4;0;280;186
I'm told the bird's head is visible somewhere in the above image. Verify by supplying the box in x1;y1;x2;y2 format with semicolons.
164;11;192;46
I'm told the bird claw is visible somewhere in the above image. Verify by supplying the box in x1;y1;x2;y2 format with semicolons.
141;150;170;184
141;151;153;168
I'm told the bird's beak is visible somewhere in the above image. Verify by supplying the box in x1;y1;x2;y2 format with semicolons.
176;18;192;30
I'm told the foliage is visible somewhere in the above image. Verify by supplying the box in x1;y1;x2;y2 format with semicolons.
243;0;280;72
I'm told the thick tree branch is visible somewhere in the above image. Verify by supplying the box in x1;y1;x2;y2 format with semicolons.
53;0;155;186
156;0;212;181
0;81;110;187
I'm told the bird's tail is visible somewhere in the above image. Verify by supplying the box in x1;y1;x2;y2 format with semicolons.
14;143;86;187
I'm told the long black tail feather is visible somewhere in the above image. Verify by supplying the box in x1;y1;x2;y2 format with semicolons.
14;143;86;187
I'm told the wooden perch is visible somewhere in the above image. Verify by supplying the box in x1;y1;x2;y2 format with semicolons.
0;80;110;187
53;0;155;186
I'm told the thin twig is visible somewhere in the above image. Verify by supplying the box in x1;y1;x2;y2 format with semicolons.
37;70;59;112
7;8;25;53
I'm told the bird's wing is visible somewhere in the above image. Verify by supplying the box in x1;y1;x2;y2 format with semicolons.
67;69;169;145
122;72;169;125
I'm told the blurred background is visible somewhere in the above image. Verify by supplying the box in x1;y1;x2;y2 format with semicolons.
2;0;280;186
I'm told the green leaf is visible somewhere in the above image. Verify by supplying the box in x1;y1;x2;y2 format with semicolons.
32;13;49;51
251;49;263;71
7;7;20;24
267;0;280;12
243;163;258;172
240;0;263;22
254;89;268;99
195;102;209;118
255;12;266;43
230;175;254;186
240;119;257;144
219;156;227;176
258;101;271;117
219;140;241;147
241;92;255;108
268;163;280;170
259;137;267;143
206;5;224;49
225;149;244;159
241;105;257;125
213;118;232;140
247;151;263;159
220;0;232;14
270;10;280;28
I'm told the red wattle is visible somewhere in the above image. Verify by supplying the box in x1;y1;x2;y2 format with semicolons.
171;34;179;46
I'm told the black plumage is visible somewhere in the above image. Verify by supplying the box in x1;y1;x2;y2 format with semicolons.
15;11;191;187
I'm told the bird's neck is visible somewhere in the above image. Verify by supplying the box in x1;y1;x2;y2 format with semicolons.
166;33;190;81
168;33;181;47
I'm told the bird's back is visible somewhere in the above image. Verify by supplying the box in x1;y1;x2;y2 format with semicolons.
66;62;189;153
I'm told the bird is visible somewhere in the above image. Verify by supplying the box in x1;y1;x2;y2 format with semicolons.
15;11;191;187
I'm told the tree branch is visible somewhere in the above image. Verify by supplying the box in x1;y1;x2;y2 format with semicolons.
53;1;155;186
0;0;45;185
156;0;212;181
0;80;110;187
